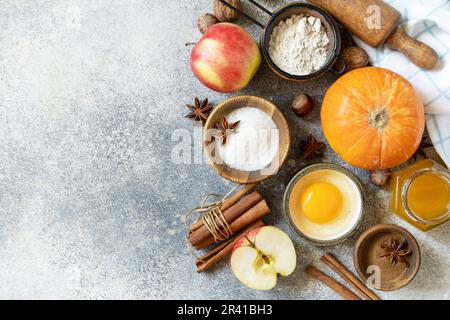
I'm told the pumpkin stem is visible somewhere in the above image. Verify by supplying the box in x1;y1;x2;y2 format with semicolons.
369;108;389;129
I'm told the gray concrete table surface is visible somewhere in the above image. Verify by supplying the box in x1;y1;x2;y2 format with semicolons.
0;0;448;299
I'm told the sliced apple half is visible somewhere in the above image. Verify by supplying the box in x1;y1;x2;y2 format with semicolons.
230;226;297;290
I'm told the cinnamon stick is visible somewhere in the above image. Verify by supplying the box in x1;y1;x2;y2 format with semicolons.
195;220;265;273
189;183;256;233
193;200;270;250
188;191;263;247
321;253;381;300
305;266;361;300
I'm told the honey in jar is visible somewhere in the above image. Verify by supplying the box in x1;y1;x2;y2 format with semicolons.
389;159;449;231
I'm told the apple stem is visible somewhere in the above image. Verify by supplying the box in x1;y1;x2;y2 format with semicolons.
185;42;197;46
243;235;256;248
243;235;271;265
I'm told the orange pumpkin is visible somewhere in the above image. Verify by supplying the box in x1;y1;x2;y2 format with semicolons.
321;67;424;170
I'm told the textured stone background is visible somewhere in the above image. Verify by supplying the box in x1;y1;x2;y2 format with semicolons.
0;0;448;299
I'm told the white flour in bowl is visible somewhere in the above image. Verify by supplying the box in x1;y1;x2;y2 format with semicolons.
268;15;330;76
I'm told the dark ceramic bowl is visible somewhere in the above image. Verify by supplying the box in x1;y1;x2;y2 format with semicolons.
353;224;421;291
260;2;342;82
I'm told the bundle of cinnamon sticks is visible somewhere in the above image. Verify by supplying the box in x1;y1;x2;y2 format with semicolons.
187;183;270;272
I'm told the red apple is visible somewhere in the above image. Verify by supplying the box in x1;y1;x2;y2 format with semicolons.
190;23;261;93
230;226;297;290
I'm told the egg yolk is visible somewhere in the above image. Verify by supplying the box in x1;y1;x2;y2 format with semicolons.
300;182;343;224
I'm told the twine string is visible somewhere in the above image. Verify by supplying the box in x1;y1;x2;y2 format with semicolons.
203;206;232;242
184;185;239;261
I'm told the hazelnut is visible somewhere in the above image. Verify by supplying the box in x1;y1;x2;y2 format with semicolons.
213;0;242;22
198;13;219;34
335;46;369;73
291;94;314;117
370;169;391;187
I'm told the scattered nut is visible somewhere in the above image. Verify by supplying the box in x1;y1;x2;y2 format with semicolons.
213;0;242;22
335;46;369;73
198;13;219;34
291;94;314;117
370;169;391;187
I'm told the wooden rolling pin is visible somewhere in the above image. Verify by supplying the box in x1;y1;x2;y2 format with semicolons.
309;0;438;69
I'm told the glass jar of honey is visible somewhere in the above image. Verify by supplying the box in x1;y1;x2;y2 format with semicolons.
389;159;449;231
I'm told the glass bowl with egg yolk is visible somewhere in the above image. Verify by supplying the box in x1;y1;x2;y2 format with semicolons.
283;163;365;246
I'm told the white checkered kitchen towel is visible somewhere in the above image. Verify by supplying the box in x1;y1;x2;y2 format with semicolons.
353;0;450;167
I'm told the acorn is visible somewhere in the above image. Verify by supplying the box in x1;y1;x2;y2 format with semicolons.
213;0;242;22
370;169;391;187
198;13;219;34
335;46;369;73
291;94;314;117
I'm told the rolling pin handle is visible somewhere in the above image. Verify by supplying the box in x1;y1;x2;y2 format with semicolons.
386;26;439;70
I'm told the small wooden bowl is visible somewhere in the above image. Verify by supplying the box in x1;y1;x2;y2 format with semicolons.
203;95;290;184
353;224;421;291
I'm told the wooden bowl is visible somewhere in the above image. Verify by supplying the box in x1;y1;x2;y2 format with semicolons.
260;2;342;82
353;224;421;291
203;95;290;184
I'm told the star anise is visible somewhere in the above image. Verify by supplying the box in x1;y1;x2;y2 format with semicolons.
413;133;433;160
185;97;213;125
379;238;412;266
300;134;325;159
215;118;240;145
